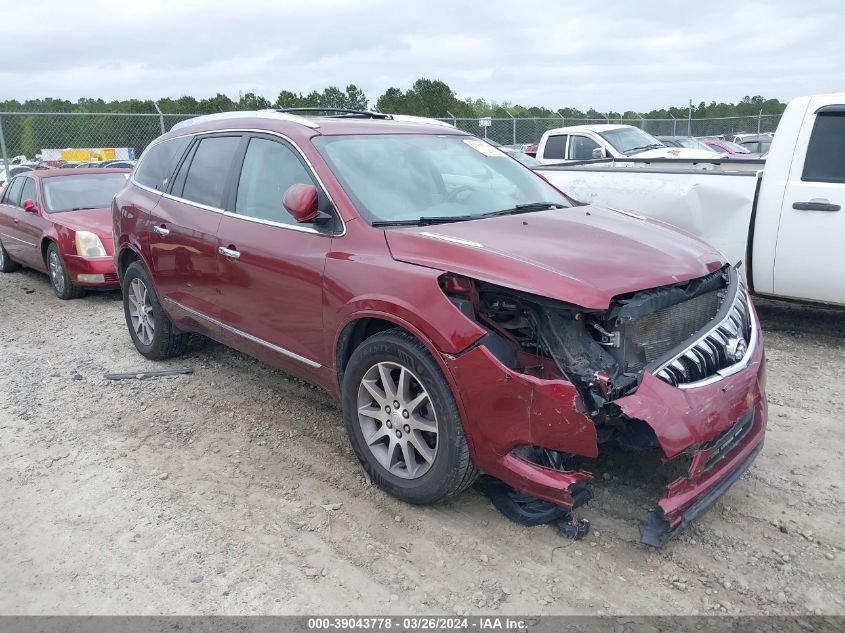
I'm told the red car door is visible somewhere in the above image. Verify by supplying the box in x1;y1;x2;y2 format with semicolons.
213;134;336;377
13;176;48;269
147;134;243;318
0;177;29;260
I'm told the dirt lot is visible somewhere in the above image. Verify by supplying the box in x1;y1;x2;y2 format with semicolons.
0;267;843;616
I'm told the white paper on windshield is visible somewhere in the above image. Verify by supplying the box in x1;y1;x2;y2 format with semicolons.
462;138;506;157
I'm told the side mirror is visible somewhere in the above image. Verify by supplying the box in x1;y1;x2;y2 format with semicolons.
591;147;607;159
22;199;39;213
283;184;320;223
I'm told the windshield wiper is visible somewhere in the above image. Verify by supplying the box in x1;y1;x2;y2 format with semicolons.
624;144;664;154
70;206;98;211
371;203;565;228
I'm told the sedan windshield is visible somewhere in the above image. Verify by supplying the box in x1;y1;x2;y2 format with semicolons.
42;173;129;213
599;127;665;155
314;134;571;225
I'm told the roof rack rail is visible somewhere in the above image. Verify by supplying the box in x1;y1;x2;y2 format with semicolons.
171;110;320;131
276;108;393;119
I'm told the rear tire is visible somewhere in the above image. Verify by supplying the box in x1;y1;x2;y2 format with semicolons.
47;243;85;299
342;328;478;504
122;261;187;360
0;238;21;273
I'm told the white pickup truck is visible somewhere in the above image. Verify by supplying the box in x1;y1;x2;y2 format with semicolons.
536;93;845;306
535;123;717;163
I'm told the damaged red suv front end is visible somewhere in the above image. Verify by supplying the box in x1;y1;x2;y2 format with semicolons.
387;212;767;546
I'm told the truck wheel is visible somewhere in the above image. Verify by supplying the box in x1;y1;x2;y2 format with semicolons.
0;239;20;273
122;261;187;360
342;329;478;504
47;243;85;299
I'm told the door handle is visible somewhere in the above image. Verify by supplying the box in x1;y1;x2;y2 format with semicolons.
153;225;171;236
218;246;241;259
792;201;841;212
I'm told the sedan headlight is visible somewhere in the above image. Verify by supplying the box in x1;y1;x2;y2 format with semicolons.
75;231;107;258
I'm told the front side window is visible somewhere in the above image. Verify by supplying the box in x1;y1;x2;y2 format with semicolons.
314;134;572;225
20;177;36;204
41;173;130;213
568;135;601;160
134;136;191;191
180;136;242;208
235;138;316;224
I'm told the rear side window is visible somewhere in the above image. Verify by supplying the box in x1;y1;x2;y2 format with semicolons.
20;177;36;204
3;177;24;206
180;136;242;209
803;113;845;183
543;134;567;160
235;138;316;224
134;136;191;191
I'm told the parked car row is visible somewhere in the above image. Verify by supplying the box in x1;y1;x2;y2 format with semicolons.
0;107;770;547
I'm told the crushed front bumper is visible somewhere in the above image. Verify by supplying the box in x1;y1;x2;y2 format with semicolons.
443;318;766;544
63;254;119;287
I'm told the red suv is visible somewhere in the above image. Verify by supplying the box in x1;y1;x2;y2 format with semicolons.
112;110;767;546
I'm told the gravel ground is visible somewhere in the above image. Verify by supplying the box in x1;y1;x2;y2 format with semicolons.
0;267;843;616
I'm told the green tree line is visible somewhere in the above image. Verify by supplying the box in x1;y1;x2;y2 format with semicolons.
0;78;787;159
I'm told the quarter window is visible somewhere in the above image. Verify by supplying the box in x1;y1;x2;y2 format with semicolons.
180;136;242;209
235;138;316;224
134;136;191;191
802;113;845;183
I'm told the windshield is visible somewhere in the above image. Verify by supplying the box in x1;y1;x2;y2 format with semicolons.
676;137;716;151
314;134;571;224
720;141;752;154
598;127;665;155
42;173;129;213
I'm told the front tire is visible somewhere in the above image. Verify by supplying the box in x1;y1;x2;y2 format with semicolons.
46;243;84;299
0;238;20;273
122;261;187;360
342;329;478;504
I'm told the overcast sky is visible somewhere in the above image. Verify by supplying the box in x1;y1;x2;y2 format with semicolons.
3;0;843;111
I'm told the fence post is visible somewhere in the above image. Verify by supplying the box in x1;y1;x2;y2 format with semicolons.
0;115;10;184
757;108;763;135
446;110;457;128
557;110;565;128
153;101;166;134
670;115;676;136
688;100;693;137
507;112;516;145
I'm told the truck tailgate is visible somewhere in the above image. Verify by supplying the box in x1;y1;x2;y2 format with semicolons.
536;165;762;268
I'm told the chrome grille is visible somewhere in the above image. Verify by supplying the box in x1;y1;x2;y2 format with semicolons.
655;277;754;388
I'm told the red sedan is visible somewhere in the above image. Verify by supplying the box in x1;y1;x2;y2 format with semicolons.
0;168;130;298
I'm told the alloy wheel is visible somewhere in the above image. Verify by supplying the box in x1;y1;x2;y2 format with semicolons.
127;277;155;346
356;361;439;479
48;250;65;294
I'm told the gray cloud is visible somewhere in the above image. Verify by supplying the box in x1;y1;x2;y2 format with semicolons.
2;0;843;111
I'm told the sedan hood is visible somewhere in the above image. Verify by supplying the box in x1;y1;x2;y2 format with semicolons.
50;206;112;240
385;206;725;309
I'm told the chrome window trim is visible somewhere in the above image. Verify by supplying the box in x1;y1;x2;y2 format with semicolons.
130;128;345;237
163;297;322;369
0;232;37;247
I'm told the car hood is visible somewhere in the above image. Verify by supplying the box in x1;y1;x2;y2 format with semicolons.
50;206;113;240
634;147;719;160
384;206;725;309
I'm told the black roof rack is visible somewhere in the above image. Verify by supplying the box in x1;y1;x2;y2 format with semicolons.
276;108;393;120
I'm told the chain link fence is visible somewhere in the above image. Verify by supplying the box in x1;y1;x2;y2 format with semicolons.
0;110;783;181
0;112;198;181
438;114;782;146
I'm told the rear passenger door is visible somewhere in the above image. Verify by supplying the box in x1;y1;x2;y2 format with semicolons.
0;177;28;259
540;134;567;163
774;100;845;304
213;134;338;376
148;134;244;317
